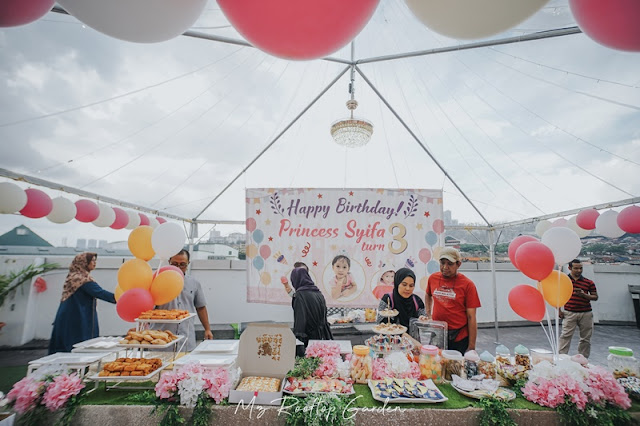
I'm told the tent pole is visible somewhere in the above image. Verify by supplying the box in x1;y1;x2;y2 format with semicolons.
489;228;500;344
193;65;351;220
355;66;492;227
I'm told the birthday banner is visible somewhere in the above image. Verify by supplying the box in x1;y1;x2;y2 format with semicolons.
246;188;445;307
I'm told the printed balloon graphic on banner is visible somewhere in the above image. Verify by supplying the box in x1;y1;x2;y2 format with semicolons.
259;245;271;259
253;256;265;271
246;217;257;232
427;260;439;274
419;276;429;291
432;219;444;234
253;229;264;244
260;271;271;286
425;231;438;246
245;244;258;259
418;248;431;264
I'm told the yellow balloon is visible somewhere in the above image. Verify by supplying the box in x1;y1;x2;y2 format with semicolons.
150;270;184;305
419;276;428;292
260;271;271;286
538;271;573;308
246;244;258;259
114;285;124;301
128;226;155;261
433;246;442;261
118;258;153;291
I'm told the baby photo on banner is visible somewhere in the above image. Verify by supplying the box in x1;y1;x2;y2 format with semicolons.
245;188;444;307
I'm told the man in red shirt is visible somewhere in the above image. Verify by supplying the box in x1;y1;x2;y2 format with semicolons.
425;247;481;354
559;259;598;358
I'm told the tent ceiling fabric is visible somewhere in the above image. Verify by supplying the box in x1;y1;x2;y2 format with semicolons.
0;0;638;227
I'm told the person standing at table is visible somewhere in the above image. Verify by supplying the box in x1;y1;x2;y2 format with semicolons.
376;268;427;328
281;261;308;297
559;259;598;359
155;250;212;351
49;253;116;354
425;247;481;354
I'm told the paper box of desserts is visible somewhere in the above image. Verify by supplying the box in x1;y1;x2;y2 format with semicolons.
228;323;295;406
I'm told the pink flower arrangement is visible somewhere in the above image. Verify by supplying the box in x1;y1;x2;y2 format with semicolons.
584;366;631;409
155;363;231;406
522;375;588;410
42;373;84;411
6;377;43;414
6;372;85;417
305;341;342;378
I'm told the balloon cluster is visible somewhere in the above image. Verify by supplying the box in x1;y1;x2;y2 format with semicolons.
534;206;639;240
0;182;167;229
245;217;271;286
115;223;186;322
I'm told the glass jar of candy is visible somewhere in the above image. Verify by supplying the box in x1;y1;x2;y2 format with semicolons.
608;347;639;379
351;345;372;384
419;345;442;383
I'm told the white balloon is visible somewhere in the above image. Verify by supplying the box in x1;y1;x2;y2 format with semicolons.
57;0;207;43
595;210;625;238
47;197;77;224
148;217;160;229
551;218;568;228
567;216;591;239
405;0;549;40
0;182;27;214
541;226;582;265
92;204;116;227
125;210;141;229
535;220;551;238
151;222;185;259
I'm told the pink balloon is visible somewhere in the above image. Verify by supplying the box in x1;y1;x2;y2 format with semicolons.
432;219;445;234
569;0;640;52
515;242;555;281
153;265;184;279
19;188;53;218
75;199;100;222
218;0;379;60
508;235;538;269
617;205;640;234
576;208;599;230
508;285;546;322
156;217;167;224
259;244;271;259
116;288;155;322
0;0;55;27
110;207;129;230
418;248;431;264
551;218;568;228
138;213;150;226
246;217;257;232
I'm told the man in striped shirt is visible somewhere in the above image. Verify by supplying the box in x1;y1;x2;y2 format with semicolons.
558;259;598;358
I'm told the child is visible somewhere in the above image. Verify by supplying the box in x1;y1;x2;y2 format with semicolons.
330;255;358;300
372;270;395;300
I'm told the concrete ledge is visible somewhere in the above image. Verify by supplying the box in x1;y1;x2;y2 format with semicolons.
71;404;640;426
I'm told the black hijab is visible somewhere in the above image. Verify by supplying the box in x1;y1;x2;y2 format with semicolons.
390;267;423;328
290;267;320;305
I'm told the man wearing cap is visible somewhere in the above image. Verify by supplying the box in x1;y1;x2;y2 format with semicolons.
425;247;481;353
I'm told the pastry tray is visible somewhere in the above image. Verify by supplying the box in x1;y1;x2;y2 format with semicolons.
283;378;355;396
192;340;239;353
135;312;196;324
368;379;448;404
28;352;112;367
72;337;123;352
117;335;185;349
452;384;516;401
88;363;168;381
372;324;407;335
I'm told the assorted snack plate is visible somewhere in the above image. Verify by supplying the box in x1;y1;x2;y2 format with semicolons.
451;384;516;401
365;334;414;353
118;334;185;349
372;323;407;335
377;309;399;318
135;312;196;324
368;378;447;403
283;377;355;395
117;329;183;348
89;357;166;381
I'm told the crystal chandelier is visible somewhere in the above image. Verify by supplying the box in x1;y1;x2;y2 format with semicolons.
330;68;373;148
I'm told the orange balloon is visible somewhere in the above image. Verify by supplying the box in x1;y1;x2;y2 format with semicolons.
150;270;184;305
114;285;124;301
128;226;155;260
118;258;153;291
538;271;573;308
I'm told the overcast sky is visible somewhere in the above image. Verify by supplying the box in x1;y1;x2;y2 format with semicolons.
1;0;639;247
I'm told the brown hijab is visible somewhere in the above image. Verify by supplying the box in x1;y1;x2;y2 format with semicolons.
60;252;97;302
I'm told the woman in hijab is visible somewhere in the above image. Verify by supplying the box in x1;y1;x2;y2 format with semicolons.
290;266;333;356
377;267;428;328
48;253;116;354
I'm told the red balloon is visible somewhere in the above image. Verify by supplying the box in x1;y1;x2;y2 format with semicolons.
515;241;555;281
0;0;55;27
218;0;379;60
508;285;546;322
576;208;599;230
569;0;640;52
75;199;100;222
138;213;150;226
617;205;640;234
116;288;155;322
110;207;129;230
156;217;167;224
507;235;538;269
152;265;184;279
19;188;53;218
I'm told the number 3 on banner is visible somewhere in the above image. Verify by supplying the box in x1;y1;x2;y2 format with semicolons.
388;223;408;254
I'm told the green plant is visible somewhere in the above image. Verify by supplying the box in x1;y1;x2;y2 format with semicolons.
0;262;59;307
188;392;212;426
557;400;636;426
287;357;321;379
281;394;355;426
477;397;517;426
54;392;85;426
512;377;528;398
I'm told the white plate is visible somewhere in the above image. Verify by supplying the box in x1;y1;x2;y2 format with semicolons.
192;340;239;353
135;312;196;323
29;352;112;367
372;324;407;335
173;354;237;367
117;335;185;349
88;363;167;381
73;336;122;348
368;379;448;404
451;384;516;401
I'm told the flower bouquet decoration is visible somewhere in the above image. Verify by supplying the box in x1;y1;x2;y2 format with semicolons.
2;366;85;426
284;341;353;394
372;351;420;380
